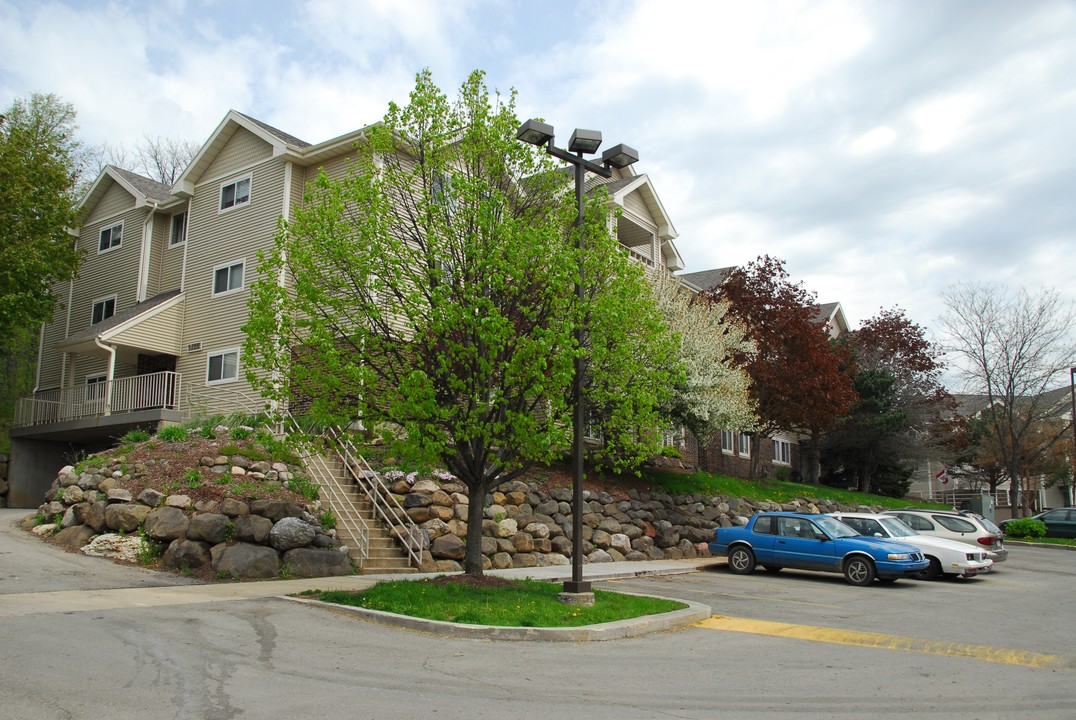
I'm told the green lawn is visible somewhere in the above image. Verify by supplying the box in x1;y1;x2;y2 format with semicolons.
300;577;685;627
642;468;949;509
1003;536;1076;548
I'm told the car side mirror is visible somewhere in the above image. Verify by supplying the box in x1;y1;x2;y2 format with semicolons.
873;533;884;538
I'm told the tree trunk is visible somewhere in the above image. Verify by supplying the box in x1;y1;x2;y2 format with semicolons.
463;480;488;575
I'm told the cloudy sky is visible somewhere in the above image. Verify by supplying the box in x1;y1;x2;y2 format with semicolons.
2;0;1075;353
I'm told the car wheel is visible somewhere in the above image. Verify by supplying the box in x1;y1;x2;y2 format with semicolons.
728;546;756;574
763;566;783;573
914;557;942;581
843;556;876;586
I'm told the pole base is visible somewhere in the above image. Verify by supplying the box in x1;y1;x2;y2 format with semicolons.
561;579;592;595
558;590;595;607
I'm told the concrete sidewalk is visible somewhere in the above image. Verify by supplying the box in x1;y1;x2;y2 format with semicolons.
0;556;720;619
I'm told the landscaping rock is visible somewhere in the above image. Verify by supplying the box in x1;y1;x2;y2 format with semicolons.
187;513;231;544
144;506;190;540
430;533;466;560
82;533;143;563
162;538;212;570
105;503;151;532
233;514;273;544
268;517;317;551
53;524;96;548
211;542;280;579
283;548;352;578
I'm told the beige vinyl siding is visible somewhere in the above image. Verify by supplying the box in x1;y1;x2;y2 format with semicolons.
72;356;137;383
36;279;72;390
202;128;273;181
160;211;186;293
111;302;184;355
85;182;135;225
146;214;171;297
69;207;146;339
180;156;287;406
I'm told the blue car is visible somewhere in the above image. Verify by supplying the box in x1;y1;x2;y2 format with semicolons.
709;512;929;586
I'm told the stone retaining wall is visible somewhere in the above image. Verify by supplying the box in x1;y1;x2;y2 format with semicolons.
390;477;883;573
30;459;351;580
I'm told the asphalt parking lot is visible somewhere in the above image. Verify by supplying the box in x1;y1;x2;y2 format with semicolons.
598;543;1076;659
3;509;1074;719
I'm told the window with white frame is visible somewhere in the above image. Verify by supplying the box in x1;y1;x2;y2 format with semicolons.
738;433;751;457
170;212;187;246
220;176;251;211
772;438;791;465
212;260;244;296
85;374;107;400
206;349;239;384
720;429;733;454
98;221;123;253
91;295;116;325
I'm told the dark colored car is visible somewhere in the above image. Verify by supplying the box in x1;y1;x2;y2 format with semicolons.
709;511;929;586
1000;508;1076;539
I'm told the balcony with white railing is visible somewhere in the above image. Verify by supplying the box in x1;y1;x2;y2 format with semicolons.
14;371;182;427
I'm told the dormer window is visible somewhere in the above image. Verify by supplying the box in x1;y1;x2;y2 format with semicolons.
220;176;251;211
98;221;123;253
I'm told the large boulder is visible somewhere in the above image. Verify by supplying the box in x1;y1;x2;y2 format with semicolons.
162;538;212;570
144;507;190;541
187;513;231;544
268;517;317;551
211;542;280;579
53;524;96;549
81;533;143;563
105;503;151;532
233;514;273;544
282;548;352;578
430;533;466;560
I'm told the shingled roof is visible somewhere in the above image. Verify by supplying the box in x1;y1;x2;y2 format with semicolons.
236;112;311;149
106;165;174;203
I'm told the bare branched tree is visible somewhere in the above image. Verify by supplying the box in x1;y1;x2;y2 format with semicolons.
939;282;1076;514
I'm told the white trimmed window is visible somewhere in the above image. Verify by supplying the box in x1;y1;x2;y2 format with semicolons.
773;438;791;465
170;212;187;246
91;295;116;325
206;349;239;384
738;433;751;457
220;176;251;211
212;260;245;296
720;430;733;454
98;221;123;253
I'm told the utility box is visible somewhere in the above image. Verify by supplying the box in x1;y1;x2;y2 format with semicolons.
963;494;996;523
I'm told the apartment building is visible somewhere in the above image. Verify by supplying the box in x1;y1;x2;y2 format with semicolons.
6;110;684;507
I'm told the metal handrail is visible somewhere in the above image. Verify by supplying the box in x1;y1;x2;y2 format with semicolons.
13;371;181;426
280;414;371;567
326;426;423;568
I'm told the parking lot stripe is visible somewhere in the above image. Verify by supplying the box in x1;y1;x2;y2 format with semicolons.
698;615;1074;670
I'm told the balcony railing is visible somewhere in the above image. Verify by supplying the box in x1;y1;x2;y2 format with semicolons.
14;371;182;427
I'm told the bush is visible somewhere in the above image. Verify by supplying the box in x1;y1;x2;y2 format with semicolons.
122;429;151;443
157;425;188;442
1003;518;1046;538
659;445;683;459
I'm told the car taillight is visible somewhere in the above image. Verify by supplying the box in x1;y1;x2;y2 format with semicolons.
976;536;996;546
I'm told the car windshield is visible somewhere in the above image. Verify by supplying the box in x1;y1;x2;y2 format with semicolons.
878;517;918;538
976;515;1002;533
815;516;859;538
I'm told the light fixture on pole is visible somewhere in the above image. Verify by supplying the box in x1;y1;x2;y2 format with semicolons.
517;118;639;600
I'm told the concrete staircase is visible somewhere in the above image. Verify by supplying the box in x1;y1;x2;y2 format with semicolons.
319;456;416;575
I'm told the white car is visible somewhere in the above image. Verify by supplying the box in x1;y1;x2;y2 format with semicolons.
829;512;993;580
883;508;1008;564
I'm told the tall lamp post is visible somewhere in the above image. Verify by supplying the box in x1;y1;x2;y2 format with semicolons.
516;119;639;599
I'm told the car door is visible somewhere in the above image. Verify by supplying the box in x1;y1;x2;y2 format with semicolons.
1041;509;1076;539
773;517;837;570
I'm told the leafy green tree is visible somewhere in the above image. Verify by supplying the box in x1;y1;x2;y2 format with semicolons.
823;307;952;495
245;70;678;574
821;369;912;497
0;92;83;341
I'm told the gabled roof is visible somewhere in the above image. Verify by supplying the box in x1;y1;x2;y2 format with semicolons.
79;165;176;220
174;110;313;197
676;267;734;293
815;301;849;337
56;290;183;354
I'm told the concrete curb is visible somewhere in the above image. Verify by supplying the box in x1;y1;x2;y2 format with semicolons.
281;594;713;642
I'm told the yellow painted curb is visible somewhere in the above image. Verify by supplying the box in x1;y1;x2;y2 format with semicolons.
697;615;1074;670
